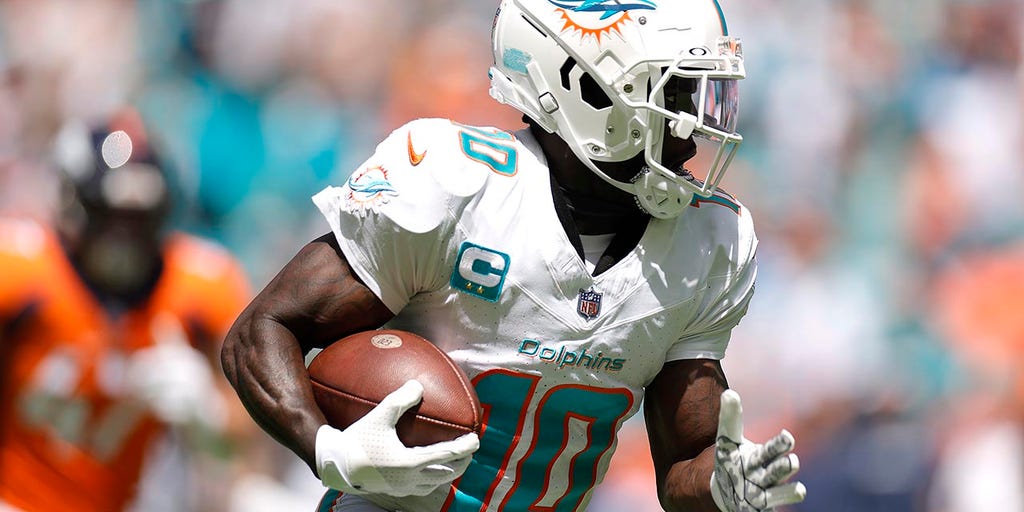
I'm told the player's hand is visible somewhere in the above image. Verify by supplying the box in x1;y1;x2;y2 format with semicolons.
711;390;806;512
125;315;225;428
315;379;480;497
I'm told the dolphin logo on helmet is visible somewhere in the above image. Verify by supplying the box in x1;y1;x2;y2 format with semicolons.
548;0;657;19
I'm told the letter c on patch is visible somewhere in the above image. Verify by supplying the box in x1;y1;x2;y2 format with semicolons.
458;246;506;287
451;242;511;302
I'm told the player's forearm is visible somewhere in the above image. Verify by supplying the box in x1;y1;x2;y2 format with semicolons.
222;311;326;470
659;446;720;512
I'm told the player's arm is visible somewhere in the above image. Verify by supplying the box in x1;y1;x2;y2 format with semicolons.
645;359;806;512
644;358;729;512
221;233;395;468
222;232;479;497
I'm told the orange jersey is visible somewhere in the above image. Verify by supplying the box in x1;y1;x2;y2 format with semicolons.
0;219;250;512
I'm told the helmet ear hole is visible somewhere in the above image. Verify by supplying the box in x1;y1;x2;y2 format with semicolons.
579;73;612;110
559;57;611;110
559;57;576;91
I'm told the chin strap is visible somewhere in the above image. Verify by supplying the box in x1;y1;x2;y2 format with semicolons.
632;169;692;219
630;165;704;219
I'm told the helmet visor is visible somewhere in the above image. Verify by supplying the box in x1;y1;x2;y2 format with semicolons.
696;78;740;135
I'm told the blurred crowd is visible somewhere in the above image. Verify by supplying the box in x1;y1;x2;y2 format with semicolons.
1;0;1022;510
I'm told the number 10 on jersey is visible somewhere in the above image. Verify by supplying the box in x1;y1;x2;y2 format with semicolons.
444;369;633;511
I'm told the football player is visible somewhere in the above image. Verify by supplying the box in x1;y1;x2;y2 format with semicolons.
222;1;806;511
0;110;251;511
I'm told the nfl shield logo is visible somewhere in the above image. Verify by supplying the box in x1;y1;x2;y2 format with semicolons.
577;288;602;320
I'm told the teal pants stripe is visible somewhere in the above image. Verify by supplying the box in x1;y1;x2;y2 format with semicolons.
317;489;343;512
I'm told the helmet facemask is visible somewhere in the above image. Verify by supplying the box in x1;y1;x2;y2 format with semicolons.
629;40;745;217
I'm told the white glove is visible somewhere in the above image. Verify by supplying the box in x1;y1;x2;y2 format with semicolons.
315;380;480;497
711;390;806;512
125;315;225;428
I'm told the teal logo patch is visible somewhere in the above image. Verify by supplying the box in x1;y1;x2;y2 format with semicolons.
451;242;510;302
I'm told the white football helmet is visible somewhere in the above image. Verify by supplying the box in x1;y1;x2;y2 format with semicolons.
490;0;745;218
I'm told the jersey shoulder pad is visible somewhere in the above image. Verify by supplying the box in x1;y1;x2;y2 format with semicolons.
0;217;50;260
395;118;521;195
165;233;241;282
0;219;61;315
681;190;758;269
162;233;251;331
316;118;522;234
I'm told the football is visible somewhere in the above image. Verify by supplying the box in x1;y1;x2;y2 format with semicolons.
307;329;483;447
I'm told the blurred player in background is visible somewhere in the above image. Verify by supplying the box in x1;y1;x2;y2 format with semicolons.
0;109;251;512
223;1;805;511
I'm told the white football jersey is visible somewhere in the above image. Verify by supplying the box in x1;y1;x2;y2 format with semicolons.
313;118;757;512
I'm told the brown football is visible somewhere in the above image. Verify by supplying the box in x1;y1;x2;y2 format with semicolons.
307;329;482;447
